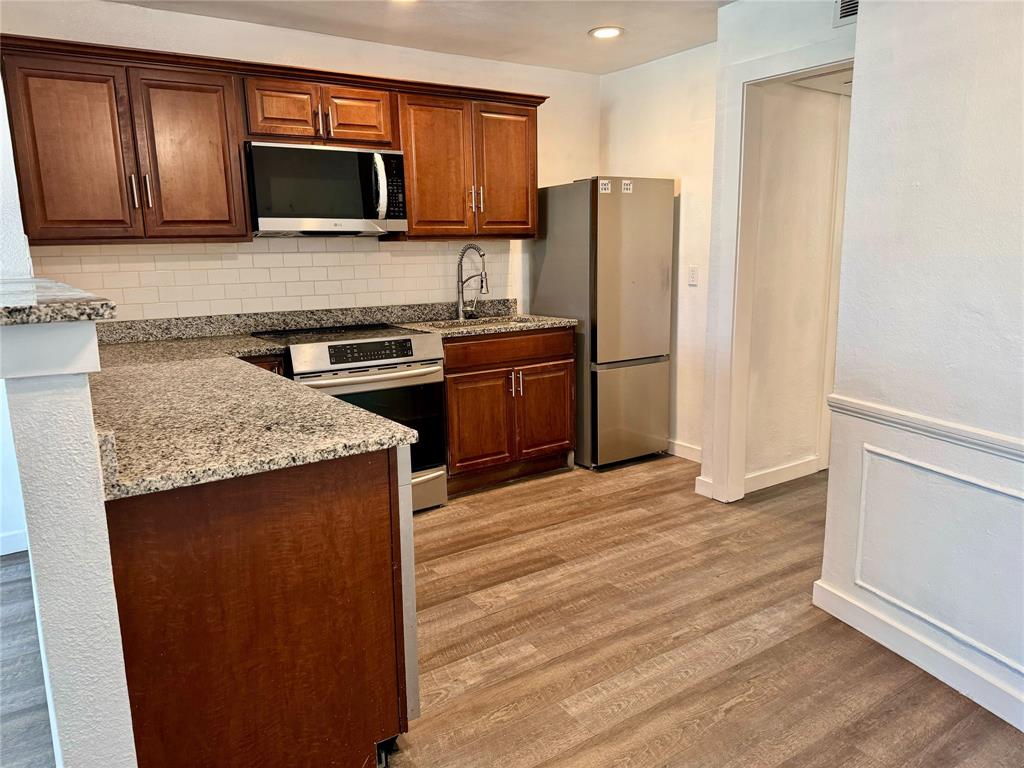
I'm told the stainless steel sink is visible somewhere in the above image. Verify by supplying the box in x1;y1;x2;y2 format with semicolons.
423;316;536;330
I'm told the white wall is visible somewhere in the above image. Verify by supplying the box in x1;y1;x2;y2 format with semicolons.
815;0;1024;729
2;0;601;317
743;81;849;488
598;43;717;461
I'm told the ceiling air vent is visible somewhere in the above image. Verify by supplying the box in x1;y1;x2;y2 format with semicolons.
833;0;858;27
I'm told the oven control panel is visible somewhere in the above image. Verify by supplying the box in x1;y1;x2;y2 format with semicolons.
328;339;414;365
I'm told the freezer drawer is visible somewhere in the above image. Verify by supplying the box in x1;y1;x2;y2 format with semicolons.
594;358;670;466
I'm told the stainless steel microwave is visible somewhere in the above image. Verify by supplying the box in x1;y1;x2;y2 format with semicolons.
244;142;408;237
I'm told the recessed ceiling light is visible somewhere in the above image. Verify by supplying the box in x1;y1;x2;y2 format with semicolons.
589;26;624;39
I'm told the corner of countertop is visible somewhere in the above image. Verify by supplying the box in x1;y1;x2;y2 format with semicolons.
0;277;116;326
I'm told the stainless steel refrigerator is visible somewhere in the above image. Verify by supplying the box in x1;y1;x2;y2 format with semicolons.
530;176;674;468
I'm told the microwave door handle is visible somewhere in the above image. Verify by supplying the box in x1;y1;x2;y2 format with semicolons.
373;152;388;220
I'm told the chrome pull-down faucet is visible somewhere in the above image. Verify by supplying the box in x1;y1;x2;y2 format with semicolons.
456;243;489;320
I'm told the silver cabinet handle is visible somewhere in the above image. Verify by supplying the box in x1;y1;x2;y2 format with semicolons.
470;185;476;213
509;371;515;397
143;174;154;208
518;370;523;396
313;105;322;137
128;174;140;209
479;186;484;213
327;104;335;138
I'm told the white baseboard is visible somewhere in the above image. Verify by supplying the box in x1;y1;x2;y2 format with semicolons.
744;455;825;493
694;475;714;498
813;580;1024;731
667;439;702;462
1;529;28;556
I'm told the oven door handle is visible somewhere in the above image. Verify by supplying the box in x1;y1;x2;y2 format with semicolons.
411;469;447;486
302;364;443;388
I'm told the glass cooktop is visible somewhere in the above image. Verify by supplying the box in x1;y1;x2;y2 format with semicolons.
252;323;429;346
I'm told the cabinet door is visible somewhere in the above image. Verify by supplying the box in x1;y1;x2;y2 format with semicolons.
515;360;575;460
399;94;475;237
446;368;516;475
322;85;394;145
3;55;143;241
244;77;322;138
129;68;247;238
472;101;537;236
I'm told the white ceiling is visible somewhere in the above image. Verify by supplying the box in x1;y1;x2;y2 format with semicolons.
113;1;722;75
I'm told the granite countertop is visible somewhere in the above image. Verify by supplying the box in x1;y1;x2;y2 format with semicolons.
397;314;577;338
0;277;116;325
92;355;417;500
93;308;576;500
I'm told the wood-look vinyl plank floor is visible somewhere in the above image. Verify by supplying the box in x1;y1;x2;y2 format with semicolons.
1;456;1020;767
393;456;1024;768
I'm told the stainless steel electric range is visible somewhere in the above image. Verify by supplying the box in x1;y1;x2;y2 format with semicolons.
254;324;447;511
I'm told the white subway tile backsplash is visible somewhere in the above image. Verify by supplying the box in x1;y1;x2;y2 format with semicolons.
159;286;194;302
225;284;258;299
34;238;514;320
123;287;160;304
241;297;274;313
255;283;286;298
271;296;302;311
103;271;140;289
140;271;175;287
192;285;226;301
210;299;242;315
286;281;314;296
269;267;300;282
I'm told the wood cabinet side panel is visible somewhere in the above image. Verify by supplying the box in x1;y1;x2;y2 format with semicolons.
105;454;403;767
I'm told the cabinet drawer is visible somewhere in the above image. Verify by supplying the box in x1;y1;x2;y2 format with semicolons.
443;328;574;372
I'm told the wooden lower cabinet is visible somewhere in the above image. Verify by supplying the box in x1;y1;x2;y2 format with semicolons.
105;451;407;768
515;360;575;459
444;328;575;492
446;367;517;474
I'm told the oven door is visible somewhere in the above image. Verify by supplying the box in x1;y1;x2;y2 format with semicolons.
298;363;447;510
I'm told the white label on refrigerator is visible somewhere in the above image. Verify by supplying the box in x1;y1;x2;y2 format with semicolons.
599;179;611;194
622;179;633;193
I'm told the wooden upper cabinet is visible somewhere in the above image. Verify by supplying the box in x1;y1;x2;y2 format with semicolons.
322;85;394;145
129;68;247;238
515;360;574;460
244;76;321;138
2;55;144;240
472;102;537;236
399;94;475;237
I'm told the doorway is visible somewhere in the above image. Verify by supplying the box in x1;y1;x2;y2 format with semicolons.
740;65;852;493
700;59;854;502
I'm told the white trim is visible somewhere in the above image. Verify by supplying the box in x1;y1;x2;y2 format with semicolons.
702;33;856;504
852;444;1024;675
694;475;714;498
667;439;702;463
813;580;1024;731
1;528;28;555
0;322;100;379
828;394;1024;461
744;455;825;493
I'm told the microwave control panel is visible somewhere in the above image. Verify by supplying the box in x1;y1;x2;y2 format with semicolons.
329;339;414;365
383;154;407;219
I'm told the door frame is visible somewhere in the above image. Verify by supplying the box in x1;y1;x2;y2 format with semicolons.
698;37;856;503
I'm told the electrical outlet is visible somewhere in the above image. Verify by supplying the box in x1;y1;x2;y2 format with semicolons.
687;265;700;287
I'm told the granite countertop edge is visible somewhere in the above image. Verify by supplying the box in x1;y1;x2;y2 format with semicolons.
94;310;576;501
0;278;117;326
